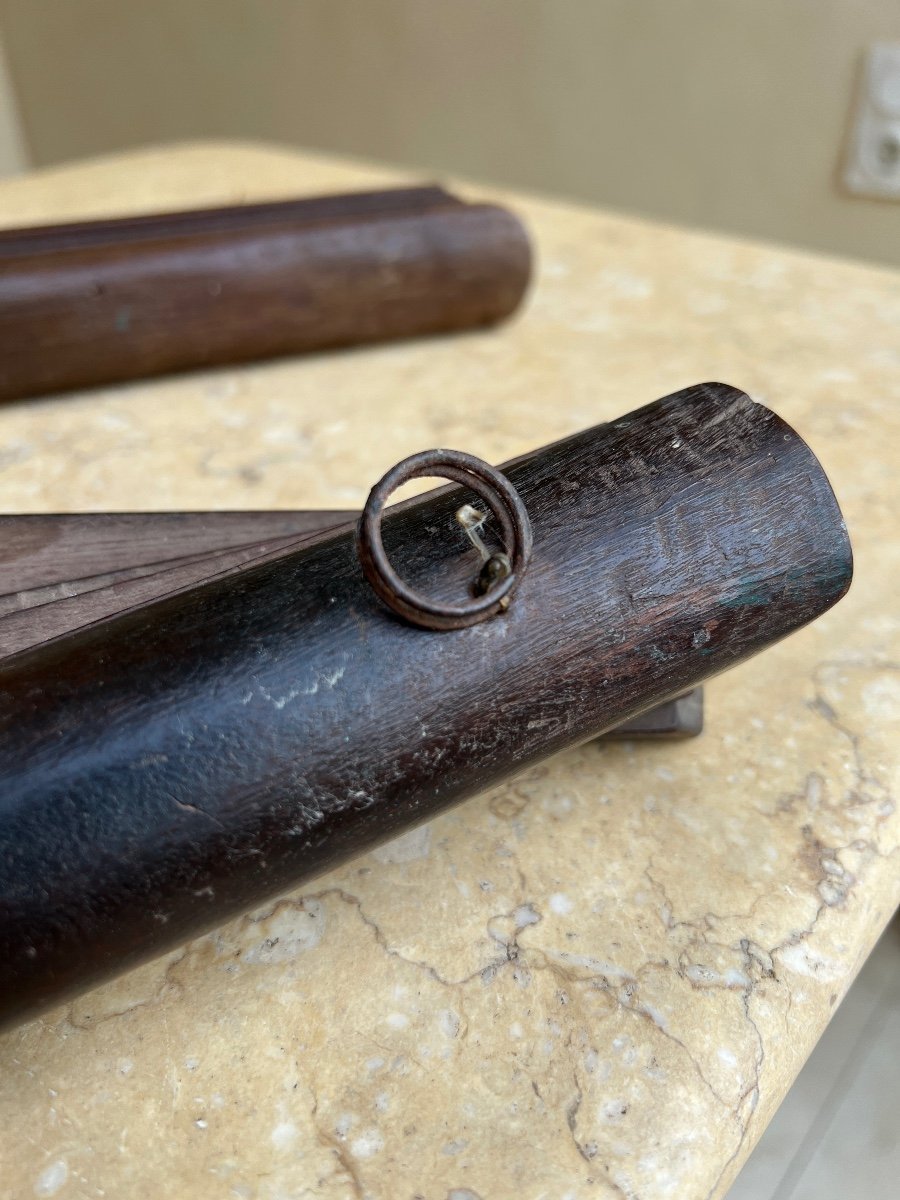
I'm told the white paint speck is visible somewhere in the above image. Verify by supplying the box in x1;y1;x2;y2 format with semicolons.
257;684;301;709
600;1098;628;1124
34;1161;68;1197
386;1012;409;1030
779;942;845;982
350;1128;384;1158
271;1120;297;1150
549;892;574;915
195;1118;207;1129
509;1022;524;1039
514;904;541;928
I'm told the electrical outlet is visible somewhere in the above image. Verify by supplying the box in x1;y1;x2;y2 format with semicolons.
844;42;900;200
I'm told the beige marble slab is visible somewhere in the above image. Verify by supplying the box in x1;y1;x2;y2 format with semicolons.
0;143;897;1200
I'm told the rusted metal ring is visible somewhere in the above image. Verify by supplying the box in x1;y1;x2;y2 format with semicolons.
356;448;533;631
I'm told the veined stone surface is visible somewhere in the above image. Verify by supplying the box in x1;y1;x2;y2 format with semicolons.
0;143;896;1200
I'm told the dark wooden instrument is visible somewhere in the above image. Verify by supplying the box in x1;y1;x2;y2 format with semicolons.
0;185;531;401
0;383;852;1030
0;508;703;737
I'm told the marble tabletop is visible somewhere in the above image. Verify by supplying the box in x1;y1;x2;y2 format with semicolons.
0;143;897;1200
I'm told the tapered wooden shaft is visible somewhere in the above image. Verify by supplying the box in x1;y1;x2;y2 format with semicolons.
0;383;852;1029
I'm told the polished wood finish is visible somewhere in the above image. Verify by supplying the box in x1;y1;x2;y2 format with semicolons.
0;383;852;1029
0;186;531;400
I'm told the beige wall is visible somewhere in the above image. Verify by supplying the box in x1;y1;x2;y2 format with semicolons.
1;1;899;265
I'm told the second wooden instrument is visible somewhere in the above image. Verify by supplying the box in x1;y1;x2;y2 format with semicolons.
0;185;531;401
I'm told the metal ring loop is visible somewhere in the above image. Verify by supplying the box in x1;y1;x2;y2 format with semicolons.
356;448;533;631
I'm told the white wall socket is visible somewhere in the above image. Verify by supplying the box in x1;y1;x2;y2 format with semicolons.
844;42;900;200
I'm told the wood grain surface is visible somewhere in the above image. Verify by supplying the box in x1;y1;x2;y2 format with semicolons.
0;383;852;1030
0;186;531;400
0;508;702;738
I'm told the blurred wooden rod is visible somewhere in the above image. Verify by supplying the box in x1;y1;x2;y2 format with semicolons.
0;185;531;401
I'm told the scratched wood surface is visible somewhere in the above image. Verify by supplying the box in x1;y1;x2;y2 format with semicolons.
0;383;851;1031
0;509;703;738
